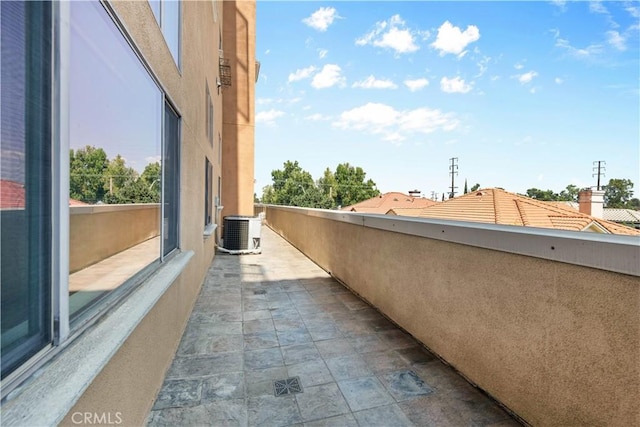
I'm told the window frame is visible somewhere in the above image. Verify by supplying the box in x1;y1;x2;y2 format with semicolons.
1;0;183;397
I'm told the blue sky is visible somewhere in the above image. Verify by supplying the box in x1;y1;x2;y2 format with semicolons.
254;1;640;198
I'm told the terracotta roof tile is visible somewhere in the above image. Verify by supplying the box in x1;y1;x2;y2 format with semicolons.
409;188;640;236
0;180;25;209
1;179;89;208
342;192;436;214
603;208;640;223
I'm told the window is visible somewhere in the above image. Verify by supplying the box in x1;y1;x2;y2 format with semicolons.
68;1;162;321
1;1;53;380
149;0;181;68
163;102;180;257
0;0;181;389
205;159;213;227
206;82;213;146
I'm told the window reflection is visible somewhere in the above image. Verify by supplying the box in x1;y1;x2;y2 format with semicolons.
68;2;162;320
0;1;52;379
149;0;181;68
163;0;181;67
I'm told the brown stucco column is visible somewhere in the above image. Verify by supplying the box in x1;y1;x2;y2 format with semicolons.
222;0;256;217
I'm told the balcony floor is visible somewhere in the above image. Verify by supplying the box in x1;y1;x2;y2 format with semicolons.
147;226;520;426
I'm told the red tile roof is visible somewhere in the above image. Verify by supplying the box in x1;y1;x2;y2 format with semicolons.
390;188;640;236
342;192;437;214
1;179;89;208
0;180;25;208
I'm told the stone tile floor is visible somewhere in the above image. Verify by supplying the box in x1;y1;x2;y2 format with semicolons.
147;227;521;427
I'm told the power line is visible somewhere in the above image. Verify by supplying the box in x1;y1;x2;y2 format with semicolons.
592;160;606;191
448;157;458;199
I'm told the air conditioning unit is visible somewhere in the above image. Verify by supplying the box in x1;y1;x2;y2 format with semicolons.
220;215;261;254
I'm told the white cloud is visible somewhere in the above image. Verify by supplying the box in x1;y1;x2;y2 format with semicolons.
288;66;316;83
517;71;538;84
606;30;626;50
404;78;429;92
302;7;340;32
589;0;608;15
265;49;270;55
555;36;604;59
318;49;328;59
550;0;567;11
333;102;459;143
311;64;345;89
475;56;491;77
145;155;161;164
555;77;564;84
626;5;640;19
305;113;330;121
440;76;472;94
256;109;285;126
356;15;421;54
352;75;398;89
431;21;480;57
514;63;524;70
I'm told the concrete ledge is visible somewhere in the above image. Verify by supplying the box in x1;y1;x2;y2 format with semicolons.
1;251;194;427
257;204;640;276
203;223;217;238
69;203;160;215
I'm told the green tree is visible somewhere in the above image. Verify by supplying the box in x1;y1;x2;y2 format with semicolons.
261;185;276;204
470;183;481;192
104;154;137;196
604;178;634;208
333;162;380;208
463;179;468;194
557;184;579;202
70;145;109;203
264;161;333;208
140;162;161;202
317;167;337;204
525;188;559;201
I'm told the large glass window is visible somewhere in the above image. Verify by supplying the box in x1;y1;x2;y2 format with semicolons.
1;0;183;385
149;0;181;68
163;103;180;256
206;82;214;146
68;1;162;320
1;1;53;379
205;159;213;227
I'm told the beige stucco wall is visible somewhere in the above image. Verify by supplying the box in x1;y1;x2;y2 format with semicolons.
69;205;160;273
59;1;243;424
221;0;256;218
264;206;640;426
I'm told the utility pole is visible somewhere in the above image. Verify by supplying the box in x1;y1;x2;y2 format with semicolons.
592;160;606;190
448;157;458;198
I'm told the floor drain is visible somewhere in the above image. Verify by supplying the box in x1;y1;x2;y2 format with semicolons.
253;290;267;295
273;377;303;396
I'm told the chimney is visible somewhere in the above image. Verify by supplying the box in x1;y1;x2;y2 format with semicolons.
578;189;604;218
408;189;421;198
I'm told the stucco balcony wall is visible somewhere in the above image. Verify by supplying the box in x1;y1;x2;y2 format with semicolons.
69;204;160;273
258;204;640;426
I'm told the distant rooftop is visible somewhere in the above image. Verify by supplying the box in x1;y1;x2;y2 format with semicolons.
1;179;90;209
547;201;640;224
388;188;640;236
342;192;437;214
